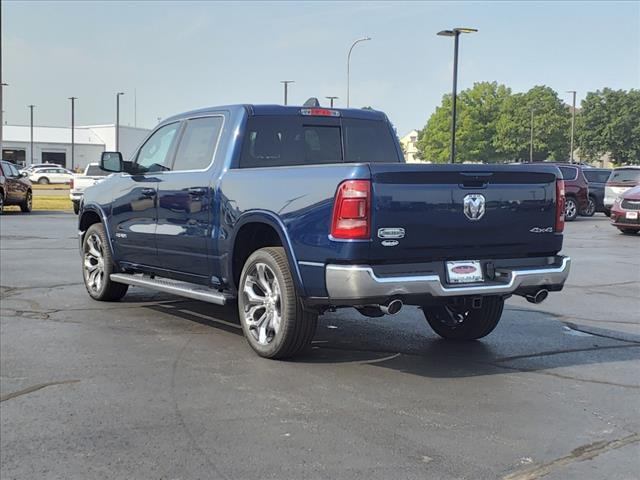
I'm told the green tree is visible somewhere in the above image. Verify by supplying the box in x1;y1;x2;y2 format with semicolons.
494;86;570;162
577;89;640;165
417;82;511;163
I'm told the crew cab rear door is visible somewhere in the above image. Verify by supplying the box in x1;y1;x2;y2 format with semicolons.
369;164;562;262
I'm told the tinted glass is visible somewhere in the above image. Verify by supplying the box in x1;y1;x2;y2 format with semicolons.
86;165;110;176
172;116;224;171
9;164;20;176
559;167;577;180
136;122;180;173
239;115;400;168
343;118;400;163
584;170;611;183
609;169;640;183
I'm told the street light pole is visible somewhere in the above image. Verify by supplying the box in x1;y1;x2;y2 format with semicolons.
567;90;576;163
437;27;477;163
280;81;294;106
530;108;535;163
116;92;125;151
325;96;339;108
347;37;371;108
28;105;35;165
69;97;77;170
0;82;7;159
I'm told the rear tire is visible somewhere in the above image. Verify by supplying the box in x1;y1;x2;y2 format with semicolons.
619;228;639;235
82;223;129;301
564;197;578;222
0;190;4;214
20;191;32;213
37;177;50;185
582;196;596;217
238;247;317;359
423;297;504;341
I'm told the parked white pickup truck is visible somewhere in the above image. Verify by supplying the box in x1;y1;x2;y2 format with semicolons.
70;163;110;214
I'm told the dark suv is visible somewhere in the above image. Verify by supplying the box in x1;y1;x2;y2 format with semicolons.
582;168;611;216
0;161;32;213
552;164;589;221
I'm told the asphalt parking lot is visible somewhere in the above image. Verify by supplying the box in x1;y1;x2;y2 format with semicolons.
1;212;638;479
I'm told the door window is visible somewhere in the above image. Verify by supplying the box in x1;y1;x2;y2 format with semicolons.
172;116;224;171
135;122;180;173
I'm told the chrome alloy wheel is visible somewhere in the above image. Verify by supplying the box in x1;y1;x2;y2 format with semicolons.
242;262;282;345
565;198;577;218
83;232;105;294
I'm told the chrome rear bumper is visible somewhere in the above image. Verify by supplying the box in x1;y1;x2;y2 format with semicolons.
325;256;570;301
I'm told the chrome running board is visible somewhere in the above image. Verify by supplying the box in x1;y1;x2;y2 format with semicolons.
110;273;229;305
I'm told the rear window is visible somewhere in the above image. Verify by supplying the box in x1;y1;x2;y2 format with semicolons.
559;166;578;180
583;170;611;183
609;169;640;183
85;165;110;176
238;115;400;168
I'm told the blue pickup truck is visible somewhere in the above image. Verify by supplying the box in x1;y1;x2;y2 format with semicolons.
79;102;571;358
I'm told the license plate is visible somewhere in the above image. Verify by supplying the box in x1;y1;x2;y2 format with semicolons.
626;211;638;220
446;260;484;284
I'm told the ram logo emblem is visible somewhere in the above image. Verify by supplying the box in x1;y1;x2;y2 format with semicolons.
463;194;486;221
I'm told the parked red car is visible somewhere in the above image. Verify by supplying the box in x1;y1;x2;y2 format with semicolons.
611;185;640;235
552;164;590;221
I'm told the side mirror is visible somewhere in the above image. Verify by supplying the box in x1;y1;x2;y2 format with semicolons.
100;151;124;173
20;172;28;178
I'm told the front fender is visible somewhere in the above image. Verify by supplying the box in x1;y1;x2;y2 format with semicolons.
229;210;306;297
78;203;115;257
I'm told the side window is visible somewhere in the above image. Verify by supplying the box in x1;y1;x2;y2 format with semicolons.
172;116;224;171
9;164;20;176
135;122;180;173
559;167;577;181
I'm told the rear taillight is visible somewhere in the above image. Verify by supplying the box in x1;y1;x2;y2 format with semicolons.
69;178;74;189
330;180;371;239
555;179;565;232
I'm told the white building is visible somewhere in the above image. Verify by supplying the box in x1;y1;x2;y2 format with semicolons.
1;124;150;171
399;129;422;163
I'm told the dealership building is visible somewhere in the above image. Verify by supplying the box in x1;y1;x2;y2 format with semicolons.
1;124;150;170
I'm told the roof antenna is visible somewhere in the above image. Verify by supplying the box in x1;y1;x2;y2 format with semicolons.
302;97;320;107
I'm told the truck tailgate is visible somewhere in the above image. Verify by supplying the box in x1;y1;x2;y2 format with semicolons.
369;164;562;262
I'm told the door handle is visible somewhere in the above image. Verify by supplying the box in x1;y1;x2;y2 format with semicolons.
140;188;156;197
188;187;207;197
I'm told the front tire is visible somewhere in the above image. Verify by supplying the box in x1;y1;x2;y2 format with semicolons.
564;197;578;222
604;208;611;217
73;201;80;215
238;247;317;359
20;191;32;213
423;297;504;341
82;223;128;301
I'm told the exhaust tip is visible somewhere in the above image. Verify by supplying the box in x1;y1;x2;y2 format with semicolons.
526;289;549;304
381;299;403;315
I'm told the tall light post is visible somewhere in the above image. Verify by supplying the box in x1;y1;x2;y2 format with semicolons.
69;97;77;170
567;90;576;163
530;108;535;163
346;36;371;108
325;96;339;108
0;83;8;158
437;27;477;163
116;92;125;151
28;105;35;165
280;81;294;105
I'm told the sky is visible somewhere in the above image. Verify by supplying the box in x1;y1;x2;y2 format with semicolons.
2;1;639;135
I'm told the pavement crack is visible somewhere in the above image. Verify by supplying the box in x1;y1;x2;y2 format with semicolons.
493;344;640;363
0;380;80;403
502;432;640;480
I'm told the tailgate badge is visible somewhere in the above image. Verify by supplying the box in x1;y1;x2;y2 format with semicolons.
378;227;405;239
463;194;485;221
